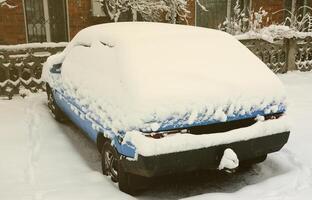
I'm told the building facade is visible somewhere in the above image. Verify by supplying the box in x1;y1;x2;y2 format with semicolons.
0;0;311;45
0;0;108;44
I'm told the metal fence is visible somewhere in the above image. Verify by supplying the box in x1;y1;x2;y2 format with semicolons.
240;39;288;73
0;44;66;98
240;37;312;73
0;37;312;98
295;37;312;71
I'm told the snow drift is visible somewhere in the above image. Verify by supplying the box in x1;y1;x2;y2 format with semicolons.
43;22;286;132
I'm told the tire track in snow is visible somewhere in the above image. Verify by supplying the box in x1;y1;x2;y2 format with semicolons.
25;98;42;199
258;149;312;200
282;149;312;190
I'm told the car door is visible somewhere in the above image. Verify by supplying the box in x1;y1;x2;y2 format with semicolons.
50;44;101;142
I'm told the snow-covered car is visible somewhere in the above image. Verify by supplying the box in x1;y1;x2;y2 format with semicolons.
43;22;290;194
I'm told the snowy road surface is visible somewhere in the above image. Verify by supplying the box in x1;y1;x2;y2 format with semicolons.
0;71;312;200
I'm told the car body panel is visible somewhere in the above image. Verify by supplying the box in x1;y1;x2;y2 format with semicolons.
150;105;286;132
52;84;287;160
121;131;290;177
53;88;136;158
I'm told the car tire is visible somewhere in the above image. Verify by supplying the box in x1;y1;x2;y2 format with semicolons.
46;84;67;123
101;142;119;182
101;142;139;195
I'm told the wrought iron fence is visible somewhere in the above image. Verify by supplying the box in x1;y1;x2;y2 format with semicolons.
240;39;288;73
241;37;312;73
0;44;66;99
295;37;312;71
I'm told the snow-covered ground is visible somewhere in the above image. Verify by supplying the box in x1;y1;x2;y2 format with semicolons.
0;71;311;200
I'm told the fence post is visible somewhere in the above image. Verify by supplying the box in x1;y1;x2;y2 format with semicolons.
285;38;297;71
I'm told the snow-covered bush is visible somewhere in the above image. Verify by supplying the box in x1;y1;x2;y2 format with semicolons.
0;0;16;8
249;7;268;32
0;0;6;6
219;0;268;35
235;24;312;43
235;6;312;42
0;0;17;9
280;6;312;32
100;0;190;24
219;0;248;35
220;2;312;42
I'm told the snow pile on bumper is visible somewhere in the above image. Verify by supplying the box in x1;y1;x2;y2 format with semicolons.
218;148;239;170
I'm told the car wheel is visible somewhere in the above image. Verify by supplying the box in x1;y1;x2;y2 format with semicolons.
46;85;67;123
101;142;119;182
101;142;139;195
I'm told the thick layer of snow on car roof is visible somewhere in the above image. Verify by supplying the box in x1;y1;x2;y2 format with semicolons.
44;22;286;132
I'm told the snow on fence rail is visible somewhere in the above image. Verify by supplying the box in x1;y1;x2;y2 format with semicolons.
240;37;312;73
0;43;66;98
0;38;311;98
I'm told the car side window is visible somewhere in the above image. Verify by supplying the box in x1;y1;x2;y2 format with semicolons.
61;41;120;93
50;63;62;74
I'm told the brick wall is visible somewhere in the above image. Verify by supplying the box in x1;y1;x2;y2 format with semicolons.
0;0;108;44
68;0;91;40
0;0;26;45
67;0;109;40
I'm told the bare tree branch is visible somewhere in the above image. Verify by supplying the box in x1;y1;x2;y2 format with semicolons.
0;0;17;9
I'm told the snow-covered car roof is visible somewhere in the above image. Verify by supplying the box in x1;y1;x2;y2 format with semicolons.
44;22;286;132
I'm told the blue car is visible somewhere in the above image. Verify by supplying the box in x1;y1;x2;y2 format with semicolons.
44;22;290;194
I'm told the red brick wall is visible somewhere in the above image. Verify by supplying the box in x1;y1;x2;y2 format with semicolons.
67;0;108;40
252;0;285;24
0;0;108;44
67;0;92;40
0;0;26;45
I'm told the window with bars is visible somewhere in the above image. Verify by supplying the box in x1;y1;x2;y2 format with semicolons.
24;0;68;43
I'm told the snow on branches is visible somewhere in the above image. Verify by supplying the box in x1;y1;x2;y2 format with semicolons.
219;0;268;35
220;0;312;36
278;6;312;32
100;0;190;24
0;0;17;9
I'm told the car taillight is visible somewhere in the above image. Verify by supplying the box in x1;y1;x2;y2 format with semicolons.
145;129;189;139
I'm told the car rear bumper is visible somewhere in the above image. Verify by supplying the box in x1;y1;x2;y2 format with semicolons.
121;131;290;177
